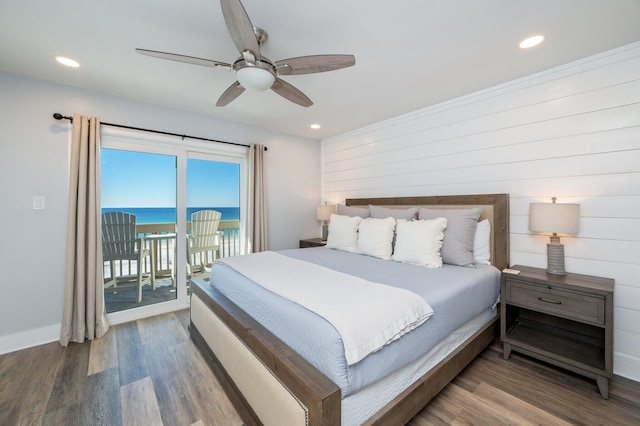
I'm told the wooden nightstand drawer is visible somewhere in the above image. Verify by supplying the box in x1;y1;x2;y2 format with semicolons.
506;279;605;326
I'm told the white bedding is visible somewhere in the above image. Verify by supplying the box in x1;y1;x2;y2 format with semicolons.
211;248;501;397
218;251;433;365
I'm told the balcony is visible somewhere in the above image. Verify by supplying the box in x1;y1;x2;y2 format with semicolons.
136;220;242;279
103;220;241;311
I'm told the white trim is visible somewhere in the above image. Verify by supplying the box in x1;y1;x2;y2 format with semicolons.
614;351;640;381
102;126;247;158
0;300;191;356
0;323;60;355
107;299;190;326
323;41;640;145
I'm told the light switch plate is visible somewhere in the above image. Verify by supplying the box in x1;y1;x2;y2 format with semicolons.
33;195;46;210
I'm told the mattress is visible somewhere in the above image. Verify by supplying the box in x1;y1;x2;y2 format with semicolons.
209;247;501;397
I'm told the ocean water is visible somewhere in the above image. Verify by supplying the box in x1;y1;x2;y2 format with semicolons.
101;207;239;224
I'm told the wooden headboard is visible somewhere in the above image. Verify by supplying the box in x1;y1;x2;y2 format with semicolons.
345;193;510;271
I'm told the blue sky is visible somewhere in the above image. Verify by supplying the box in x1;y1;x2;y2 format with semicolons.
101;149;239;208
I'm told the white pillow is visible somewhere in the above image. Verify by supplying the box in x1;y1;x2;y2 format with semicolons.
473;219;491;265
325;214;361;252
392;218;447;268
356;217;396;260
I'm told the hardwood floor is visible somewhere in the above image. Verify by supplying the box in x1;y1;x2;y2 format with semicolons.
1;310;639;425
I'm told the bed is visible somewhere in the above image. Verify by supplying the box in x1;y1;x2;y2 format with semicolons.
190;194;509;425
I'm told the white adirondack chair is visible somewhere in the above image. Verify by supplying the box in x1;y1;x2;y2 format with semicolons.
187;210;222;280
102;212;155;302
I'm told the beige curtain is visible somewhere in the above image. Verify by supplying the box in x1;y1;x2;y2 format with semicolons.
247;144;268;253
60;114;109;346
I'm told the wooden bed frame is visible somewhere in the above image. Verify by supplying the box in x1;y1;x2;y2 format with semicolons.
190;193;509;425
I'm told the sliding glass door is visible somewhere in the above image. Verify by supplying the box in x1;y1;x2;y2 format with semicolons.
101;148;178;314
100;128;247;322
186;156;241;285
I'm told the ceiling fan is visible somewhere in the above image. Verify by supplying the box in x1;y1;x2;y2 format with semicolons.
136;0;355;107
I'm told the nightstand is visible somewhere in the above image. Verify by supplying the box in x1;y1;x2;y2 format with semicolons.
501;265;614;398
299;238;327;248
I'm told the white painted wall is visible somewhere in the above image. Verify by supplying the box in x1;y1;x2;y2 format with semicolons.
0;72;321;352
321;42;640;381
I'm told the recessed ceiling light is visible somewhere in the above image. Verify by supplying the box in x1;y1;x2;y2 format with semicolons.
310;124;321;130
55;56;80;68
519;35;544;49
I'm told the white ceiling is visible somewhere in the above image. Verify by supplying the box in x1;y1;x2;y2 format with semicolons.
2;0;640;139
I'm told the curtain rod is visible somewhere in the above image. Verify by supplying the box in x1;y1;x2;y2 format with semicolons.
52;113;266;151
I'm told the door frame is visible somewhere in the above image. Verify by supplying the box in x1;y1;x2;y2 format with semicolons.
101;126;247;325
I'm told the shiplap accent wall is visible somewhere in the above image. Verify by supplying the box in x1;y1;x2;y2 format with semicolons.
321;42;640;381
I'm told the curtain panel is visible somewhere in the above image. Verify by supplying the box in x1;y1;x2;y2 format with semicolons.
60;114;109;346
247;144;268;253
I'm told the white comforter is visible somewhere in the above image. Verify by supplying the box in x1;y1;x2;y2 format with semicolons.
217;251;433;365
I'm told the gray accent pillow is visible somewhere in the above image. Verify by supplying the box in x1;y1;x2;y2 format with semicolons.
337;204;370;218
418;207;482;267
369;205;417;220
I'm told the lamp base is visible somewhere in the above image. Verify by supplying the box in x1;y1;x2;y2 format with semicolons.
546;236;566;276
322;225;329;242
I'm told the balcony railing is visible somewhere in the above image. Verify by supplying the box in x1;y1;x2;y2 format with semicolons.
104;220;241;281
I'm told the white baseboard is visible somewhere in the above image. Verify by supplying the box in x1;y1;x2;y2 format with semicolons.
0;323;61;355
0;299;190;356
614;351;640;383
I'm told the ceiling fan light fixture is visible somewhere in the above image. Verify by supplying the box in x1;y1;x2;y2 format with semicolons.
236;66;276;91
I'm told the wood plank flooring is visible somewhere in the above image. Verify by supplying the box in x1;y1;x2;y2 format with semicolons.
1;309;639;425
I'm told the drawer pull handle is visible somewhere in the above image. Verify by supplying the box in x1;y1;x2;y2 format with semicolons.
538;297;561;305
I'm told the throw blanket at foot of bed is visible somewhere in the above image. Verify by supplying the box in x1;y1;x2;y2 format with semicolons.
216;251;433;365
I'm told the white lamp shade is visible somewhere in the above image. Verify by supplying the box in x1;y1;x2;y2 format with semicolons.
529;202;580;234
236;67;275;91
317;204;336;221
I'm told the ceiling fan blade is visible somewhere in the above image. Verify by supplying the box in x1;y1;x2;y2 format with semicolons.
216;81;246;106
136;48;231;70
275;54;355;75
220;0;261;61
271;79;313;107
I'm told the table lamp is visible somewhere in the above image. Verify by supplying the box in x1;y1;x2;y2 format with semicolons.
317;203;336;241
529;197;580;275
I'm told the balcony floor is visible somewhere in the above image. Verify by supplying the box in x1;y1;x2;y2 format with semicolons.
104;277;182;313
